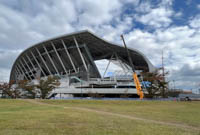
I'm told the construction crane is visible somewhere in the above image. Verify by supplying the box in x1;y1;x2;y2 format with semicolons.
121;35;144;99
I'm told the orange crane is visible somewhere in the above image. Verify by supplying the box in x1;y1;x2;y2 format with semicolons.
121;35;144;99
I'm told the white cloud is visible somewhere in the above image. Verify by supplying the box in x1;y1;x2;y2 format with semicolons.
197;4;200;9
189;15;200;28
135;7;173;28
135;1;152;13
174;12;182;18
75;0;121;26
124;24;200;90
0;0;123;50
169;64;200;90
185;0;192;5
0;49;22;68
133;0;174;28
0;68;11;82
0;0;125;81
0;49;21;81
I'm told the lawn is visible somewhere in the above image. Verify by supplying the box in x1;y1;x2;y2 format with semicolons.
0;99;200;135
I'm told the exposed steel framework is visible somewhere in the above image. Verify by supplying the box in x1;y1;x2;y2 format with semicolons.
10;30;155;82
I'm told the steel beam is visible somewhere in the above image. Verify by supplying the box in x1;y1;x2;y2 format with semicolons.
30;51;46;76
15;69;19;76
18;63;29;80
15;67;20;75
15;67;22;80
64;45;85;50
43;45;59;74
16;64;28;80
51;42;67;75
117;55;132;71
83;44;101;77
35;48;52;75
15;73;18;81
22;57;34;78
15;69;20;80
19;60;32;80
61;40;77;72
26;54;37;75
73;36;88;71
114;53;126;71
103;54;114;78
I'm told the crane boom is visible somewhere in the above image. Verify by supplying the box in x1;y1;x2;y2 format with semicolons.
121;35;144;99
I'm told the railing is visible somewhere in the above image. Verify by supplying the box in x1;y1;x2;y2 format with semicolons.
89;78;117;84
57;68;80;78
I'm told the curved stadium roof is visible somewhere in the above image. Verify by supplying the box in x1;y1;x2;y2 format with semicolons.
10;30;155;82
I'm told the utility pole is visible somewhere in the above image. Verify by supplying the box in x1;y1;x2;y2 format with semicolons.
162;50;165;81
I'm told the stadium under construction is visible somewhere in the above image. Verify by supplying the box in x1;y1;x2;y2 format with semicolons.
10;30;156;98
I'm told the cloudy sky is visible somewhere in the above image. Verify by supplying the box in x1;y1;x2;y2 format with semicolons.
0;0;200;91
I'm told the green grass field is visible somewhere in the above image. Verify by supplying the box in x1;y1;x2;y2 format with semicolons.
0;99;200;135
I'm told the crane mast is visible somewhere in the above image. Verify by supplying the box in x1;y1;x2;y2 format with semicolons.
121;35;144;99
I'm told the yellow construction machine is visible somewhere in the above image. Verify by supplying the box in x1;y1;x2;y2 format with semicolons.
121;35;144;99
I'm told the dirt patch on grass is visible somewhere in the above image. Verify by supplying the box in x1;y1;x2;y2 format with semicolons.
27;99;200;131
